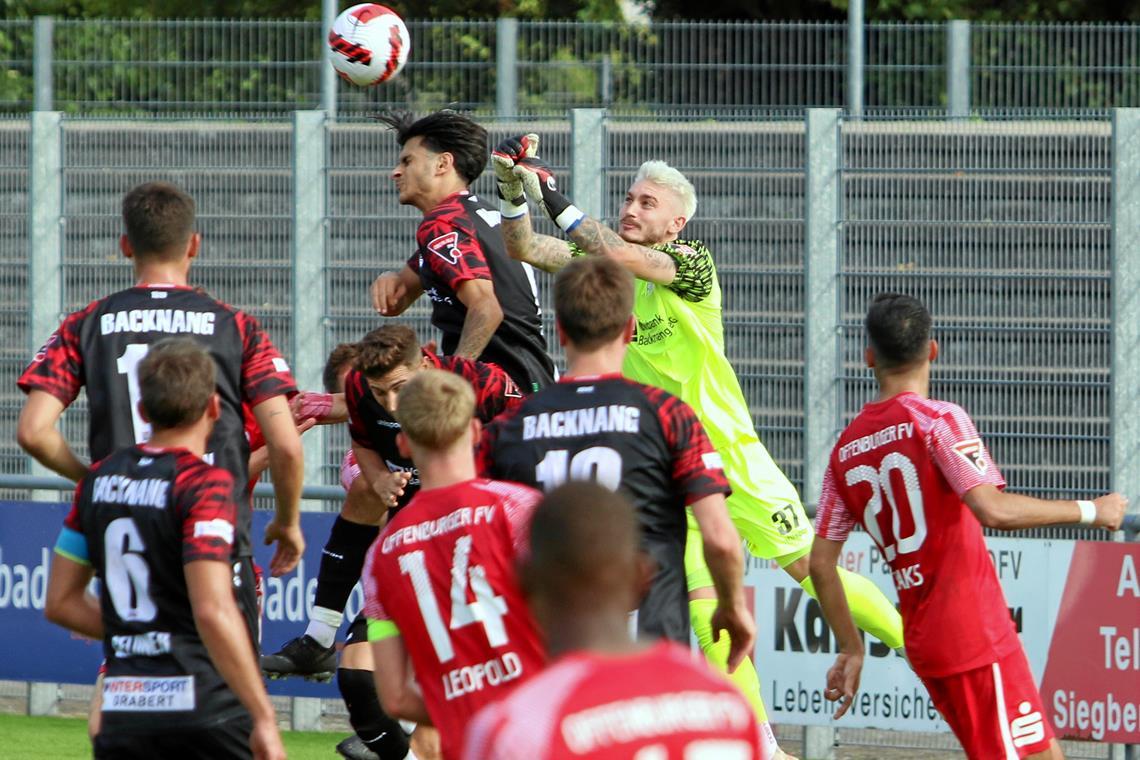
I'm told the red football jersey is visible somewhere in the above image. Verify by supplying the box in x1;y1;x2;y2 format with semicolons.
362;478;545;760
463;641;760;760
814;391;1017;677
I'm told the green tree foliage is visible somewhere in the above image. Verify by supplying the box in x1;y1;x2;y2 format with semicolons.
645;0;1140;22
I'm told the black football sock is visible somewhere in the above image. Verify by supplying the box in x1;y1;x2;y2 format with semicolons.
313;516;380;614
337;668;409;760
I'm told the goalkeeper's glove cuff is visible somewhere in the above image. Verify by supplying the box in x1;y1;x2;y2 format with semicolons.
500;196;529;220
554;204;586;233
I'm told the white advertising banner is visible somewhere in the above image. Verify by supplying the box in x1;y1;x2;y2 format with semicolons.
743;535;1140;741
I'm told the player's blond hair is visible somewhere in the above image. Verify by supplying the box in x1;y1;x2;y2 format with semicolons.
633;160;697;222
394;369;475;449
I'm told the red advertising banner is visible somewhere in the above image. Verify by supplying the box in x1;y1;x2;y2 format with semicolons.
1039;542;1140;743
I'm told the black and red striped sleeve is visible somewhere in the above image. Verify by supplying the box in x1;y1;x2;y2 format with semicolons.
437;354;523;422
175;456;238;564
647;385;732;505
415;207;492;292
234;309;297;407
17;307;92;405
344;369;374;449
475;418;501;477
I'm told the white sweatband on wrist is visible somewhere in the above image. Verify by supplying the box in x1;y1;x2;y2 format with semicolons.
1076;500;1096;525
554;204;586;233
500;198;528;219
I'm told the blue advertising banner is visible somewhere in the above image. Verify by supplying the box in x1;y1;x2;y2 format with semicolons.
0;500;358;699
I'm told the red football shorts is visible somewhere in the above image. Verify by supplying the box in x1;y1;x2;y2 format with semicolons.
922;647;1054;759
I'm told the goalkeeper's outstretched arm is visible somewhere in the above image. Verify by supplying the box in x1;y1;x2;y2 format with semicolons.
493;133;681;284
500;211;575;274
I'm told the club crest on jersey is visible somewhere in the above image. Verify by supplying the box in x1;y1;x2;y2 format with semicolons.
428;231;462;266
952;438;988;475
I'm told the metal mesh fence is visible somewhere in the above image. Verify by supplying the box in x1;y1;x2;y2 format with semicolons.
0;118;28;479
839;118;1112;499
52;20;322;114
5;19;1140;115
973;23;1140;112
56;116;296;464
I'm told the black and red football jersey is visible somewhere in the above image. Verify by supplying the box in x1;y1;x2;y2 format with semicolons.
478;374;732;643
407;190;555;392
345;350;524;514
64;445;247;732
19;284;297;555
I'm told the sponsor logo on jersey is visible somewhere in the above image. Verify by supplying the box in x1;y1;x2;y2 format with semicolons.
111;631;172;658
193;518;235;545
103;675;195;712
952;438;989;475
701;452;724;470
31;331;59;363
424;287;455;306
1011;701;1046;747
99;309;216;336
272;357;290;374
474;207;501;228
92;475;170;510
560;691;752;753
428;231;462;266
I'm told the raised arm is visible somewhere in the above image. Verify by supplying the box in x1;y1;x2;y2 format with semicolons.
964;485;1125;531
493;134;575;273
567;216;678;285
501;213;575;273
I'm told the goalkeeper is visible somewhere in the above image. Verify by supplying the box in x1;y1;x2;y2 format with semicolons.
493;135;905;758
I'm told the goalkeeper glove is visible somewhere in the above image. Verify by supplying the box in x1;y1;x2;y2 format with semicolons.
514;157;586;233
491;133;538;218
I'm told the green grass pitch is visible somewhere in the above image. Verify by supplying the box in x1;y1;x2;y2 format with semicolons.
0;714;347;759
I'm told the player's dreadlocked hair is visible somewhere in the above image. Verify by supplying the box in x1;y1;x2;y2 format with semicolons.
865;292;932;369
355;324;421;380
375;110;488;185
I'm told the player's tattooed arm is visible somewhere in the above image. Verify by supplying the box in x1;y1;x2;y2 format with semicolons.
455;279;504;359
568;218;678;286
501;214;573;273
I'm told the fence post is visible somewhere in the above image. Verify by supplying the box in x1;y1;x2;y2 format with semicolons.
32;16;53;111
292;110;329;497
802;107;842;760
1111;107;1140;760
947;20;971;118
320;0;338;118
570;108;605;220
600;55;613;106
496;18;519;118
27;682;59;716
846;0;864;119
28;111;62;488
291;696;322;731
1111;108;1140;515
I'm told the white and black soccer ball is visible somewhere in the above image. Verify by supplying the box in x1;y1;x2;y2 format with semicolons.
327;4;411;87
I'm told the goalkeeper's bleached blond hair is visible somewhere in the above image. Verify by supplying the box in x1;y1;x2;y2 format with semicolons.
634;160;697;222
